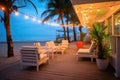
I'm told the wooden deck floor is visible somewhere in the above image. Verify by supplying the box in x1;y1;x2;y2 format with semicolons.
0;42;119;80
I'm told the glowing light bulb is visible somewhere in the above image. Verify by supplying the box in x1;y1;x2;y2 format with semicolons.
89;6;92;9
1;7;5;11
81;11;83;14
97;9;100;12
32;17;36;21
44;21;46;24
24;15;29;19
38;20;41;23
83;13;86;16
15;11;19;16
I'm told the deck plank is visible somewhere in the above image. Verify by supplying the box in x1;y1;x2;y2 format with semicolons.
0;42;119;80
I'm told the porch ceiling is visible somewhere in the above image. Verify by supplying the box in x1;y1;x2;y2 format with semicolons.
70;0;120;27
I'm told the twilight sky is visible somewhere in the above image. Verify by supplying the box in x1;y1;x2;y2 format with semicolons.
0;1;62;42
0;0;86;42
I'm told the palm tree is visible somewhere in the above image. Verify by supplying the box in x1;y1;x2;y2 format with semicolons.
79;25;84;41
68;11;80;41
0;0;38;57
63;0;80;41
41;0;68;40
63;0;72;42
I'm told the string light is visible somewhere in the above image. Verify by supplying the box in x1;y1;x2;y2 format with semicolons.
79;2;120;14
97;9;100;12
14;11;19;16
0;7;5;11
44;21;47;24
81;11;83;14
89;5;93;9
24;15;29;19
32;17;36;21
83;13;86;16
1;7;5;11
37;20;41;23
12;11;61;27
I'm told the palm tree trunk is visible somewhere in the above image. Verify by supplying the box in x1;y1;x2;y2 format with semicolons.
73;26;76;41
61;17;67;40
4;11;14;57
66;19;70;42
67;27;70;42
79;26;83;41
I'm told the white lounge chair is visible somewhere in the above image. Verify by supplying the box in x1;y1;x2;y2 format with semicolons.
45;41;58;59
46;41;66;56
50;41;66;55
61;40;69;49
76;42;96;62
20;46;49;71
34;42;48;54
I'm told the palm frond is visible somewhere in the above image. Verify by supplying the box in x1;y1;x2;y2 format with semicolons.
17;6;26;8
11;0;17;4
27;0;38;14
41;9;54;18
42;11;57;23
0;15;4;22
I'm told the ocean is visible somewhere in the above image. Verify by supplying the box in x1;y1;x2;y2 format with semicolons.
0;22;60;42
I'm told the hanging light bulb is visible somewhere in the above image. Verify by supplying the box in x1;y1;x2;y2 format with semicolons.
32;17;36;21
81;11;83;14
44;21;46;24
1;7;5;11
37;20;41;23
24;15;29;19
89;6;93;10
15;11;19;16
86;17;89;21
7;10;61;26
97;9;100;12
83;13;86;16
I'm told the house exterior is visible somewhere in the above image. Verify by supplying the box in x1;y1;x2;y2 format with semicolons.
70;0;120;78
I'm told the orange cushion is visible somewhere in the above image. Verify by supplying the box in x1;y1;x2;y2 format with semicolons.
76;41;84;48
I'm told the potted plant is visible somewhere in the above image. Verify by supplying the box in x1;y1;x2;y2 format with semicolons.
90;22;111;70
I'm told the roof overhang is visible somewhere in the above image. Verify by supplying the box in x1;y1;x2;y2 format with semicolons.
70;0;120;5
70;0;120;27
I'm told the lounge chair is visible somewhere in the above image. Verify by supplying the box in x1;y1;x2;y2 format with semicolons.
34;42;55;59
61;40;69;49
50;41;66;55
45;41;58;58
76;41;96;62
20;46;49;71
46;41;66;56
34;42;48;54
